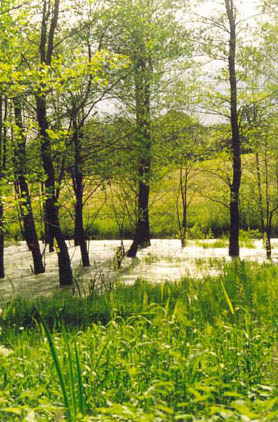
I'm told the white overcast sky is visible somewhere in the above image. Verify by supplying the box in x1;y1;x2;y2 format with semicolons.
197;0;260;20
240;0;260;16
192;0;262;124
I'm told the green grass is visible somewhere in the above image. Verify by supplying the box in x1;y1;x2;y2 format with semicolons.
195;239;228;248
4;156;277;241
1;261;278;420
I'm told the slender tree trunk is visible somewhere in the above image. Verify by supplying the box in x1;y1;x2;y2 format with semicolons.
266;229;271;259
74;201;90;266
13;100;45;274
225;0;241;258
127;169;150;257
127;53;151;257
0;96;5;278
180;168;188;248
40;182;54;252
264;147;272;259
45;211;55;252
36;95;73;285
35;0;72;286
265;211;273;260
255;152;264;239
72;119;90;266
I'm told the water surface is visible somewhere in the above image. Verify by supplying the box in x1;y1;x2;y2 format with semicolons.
0;238;274;302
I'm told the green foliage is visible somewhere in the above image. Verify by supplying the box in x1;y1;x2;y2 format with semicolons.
1;262;278;420
195;238;228;248
187;223;213;239
3;151;277;241
39;311;86;421
239;229;260;248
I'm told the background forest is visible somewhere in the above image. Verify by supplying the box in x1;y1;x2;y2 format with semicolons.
0;0;277;285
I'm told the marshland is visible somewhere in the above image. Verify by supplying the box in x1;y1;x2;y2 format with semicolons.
1;0;278;420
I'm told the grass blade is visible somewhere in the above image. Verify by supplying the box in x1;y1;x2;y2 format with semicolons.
220;279;235;316
75;342;86;415
64;331;77;419
37;309;72;421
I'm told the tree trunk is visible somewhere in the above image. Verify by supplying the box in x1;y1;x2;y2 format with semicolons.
264;148;272;259
40;182;54;252
127;52;151;257
127;171;150;257
72;119;90;266
255;152;264;239
0;96;5;278
265;207;272;261
36;95;73;286
181;230;186;249
225;0;241;258
14;100;45;274
74;201;90;266
181;168;188;248
266;229;271;259
35;0;72;286
45;215;55;252
181;200;187;248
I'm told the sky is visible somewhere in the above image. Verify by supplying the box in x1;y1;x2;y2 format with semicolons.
241;0;260;17
193;0;262;124
198;0;260;20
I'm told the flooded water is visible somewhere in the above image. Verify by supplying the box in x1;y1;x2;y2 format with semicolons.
0;238;276;302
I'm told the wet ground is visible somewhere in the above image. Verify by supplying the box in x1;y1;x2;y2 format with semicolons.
0;238;275;302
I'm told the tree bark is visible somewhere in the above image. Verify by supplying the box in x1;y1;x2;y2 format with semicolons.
13;100;45;274
225;0;241;258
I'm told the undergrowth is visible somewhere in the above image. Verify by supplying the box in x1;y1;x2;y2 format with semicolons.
1;261;278;421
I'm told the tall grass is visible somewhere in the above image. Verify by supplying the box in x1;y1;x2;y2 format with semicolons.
1;261;278;421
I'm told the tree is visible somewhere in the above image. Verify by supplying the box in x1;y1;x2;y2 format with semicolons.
101;0;188;257
34;0;73;286
61;13;129;267
13;99;45;273
242;104;278;259
225;0;242;257
197;0;256;257
0;0;27;278
154;111;204;247
0;97;6;278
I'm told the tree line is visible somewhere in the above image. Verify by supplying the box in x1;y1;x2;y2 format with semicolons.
0;0;277;286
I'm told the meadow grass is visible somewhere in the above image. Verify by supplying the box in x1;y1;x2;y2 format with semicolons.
1;261;278;421
5;155;274;241
195;239;228;249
